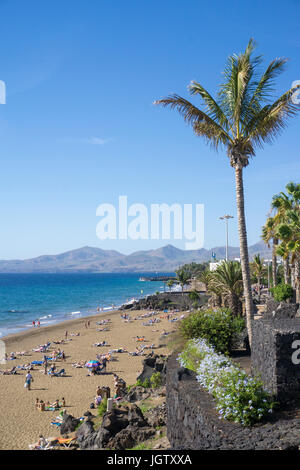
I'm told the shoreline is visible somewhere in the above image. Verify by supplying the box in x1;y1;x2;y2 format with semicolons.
1;308;122;347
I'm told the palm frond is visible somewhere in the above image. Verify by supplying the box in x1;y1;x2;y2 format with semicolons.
247;58;288;109
243;84;300;147
188;81;231;130
218;39;262;130
154;94;232;149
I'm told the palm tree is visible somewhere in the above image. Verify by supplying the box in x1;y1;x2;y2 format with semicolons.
166;279;175;292
154;39;299;346
175;268;190;296
262;217;278;288
250;254;266;302
276;209;300;302
272;182;300;286
208;261;243;316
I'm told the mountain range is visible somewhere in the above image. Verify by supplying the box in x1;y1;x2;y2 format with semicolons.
0;242;272;273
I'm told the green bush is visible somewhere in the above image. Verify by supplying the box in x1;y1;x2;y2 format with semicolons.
97;398;107;417
136;378;151;388
150;372;162;388
270;283;294;302
189;290;200;302
179;308;245;355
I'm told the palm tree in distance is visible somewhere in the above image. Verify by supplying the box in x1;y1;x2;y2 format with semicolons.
154;39;300;346
251;254;266;302
262;217;278;288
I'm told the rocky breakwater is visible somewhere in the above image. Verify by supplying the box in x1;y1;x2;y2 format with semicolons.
120;292;209;311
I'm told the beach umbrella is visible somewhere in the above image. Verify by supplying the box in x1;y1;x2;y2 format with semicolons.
85;360;100;368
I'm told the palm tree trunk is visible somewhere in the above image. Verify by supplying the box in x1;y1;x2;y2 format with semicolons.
284;257;290;285
234;166;254;346
291;263;295;289
272;238;278;287
295;259;300;303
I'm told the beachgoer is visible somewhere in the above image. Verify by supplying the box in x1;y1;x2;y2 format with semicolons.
52;399;60;409
32;321;35;328
95;395;102;406
37;320;40;327
38;400;45;411
37;435;47;448
61;397;66;407
65;331;68;340
25;372;33;390
101;357;108;373
35;398;40;410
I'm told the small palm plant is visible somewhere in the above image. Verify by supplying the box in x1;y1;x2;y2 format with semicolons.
155;40;300;345
208;261;243;316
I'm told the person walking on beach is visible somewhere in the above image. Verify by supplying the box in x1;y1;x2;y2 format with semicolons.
25;372;33;391
37;320;40;328
32;321;35;328
65;330;68;340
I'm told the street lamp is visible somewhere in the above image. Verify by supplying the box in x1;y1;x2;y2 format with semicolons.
219;215;234;261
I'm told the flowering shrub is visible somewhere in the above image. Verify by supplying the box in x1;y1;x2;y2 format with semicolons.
178;339;275;426
179;308;245;355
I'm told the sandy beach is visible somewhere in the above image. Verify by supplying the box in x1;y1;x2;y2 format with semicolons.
0;309;175;450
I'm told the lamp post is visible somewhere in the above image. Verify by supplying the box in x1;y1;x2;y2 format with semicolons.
219;215;234;261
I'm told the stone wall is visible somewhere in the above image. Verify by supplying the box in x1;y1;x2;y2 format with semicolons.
251;318;300;400
264;300;300;320
166;352;300;450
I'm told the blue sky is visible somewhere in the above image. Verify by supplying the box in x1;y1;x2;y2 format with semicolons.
0;0;299;259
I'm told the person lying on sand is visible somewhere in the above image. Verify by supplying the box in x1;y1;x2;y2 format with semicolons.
29;435;51;450
7;352;17;360
108;348;127;353
18;363;34;370
128;348;144;356
93;341;107;347
141;343;155;350
72;361;85;368
0;366;18;375
15;351;28;356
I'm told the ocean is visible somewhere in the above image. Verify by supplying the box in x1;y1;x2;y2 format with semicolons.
0;273;173;337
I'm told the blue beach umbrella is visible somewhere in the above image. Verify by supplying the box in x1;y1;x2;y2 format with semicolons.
85;360;100;368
